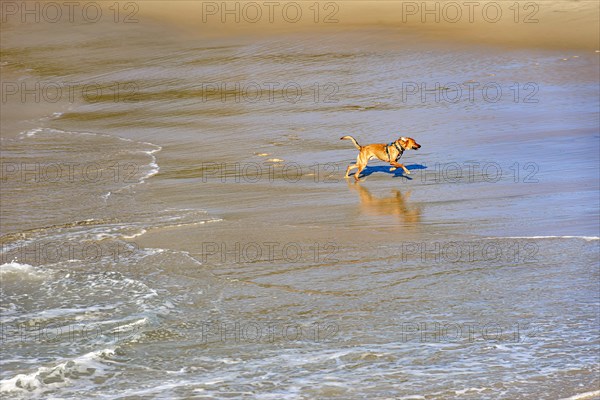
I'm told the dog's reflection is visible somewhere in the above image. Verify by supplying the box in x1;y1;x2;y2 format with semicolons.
349;182;421;224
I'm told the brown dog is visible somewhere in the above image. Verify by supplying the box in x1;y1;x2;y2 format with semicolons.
341;135;421;180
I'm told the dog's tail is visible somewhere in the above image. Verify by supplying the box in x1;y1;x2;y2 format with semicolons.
340;135;361;150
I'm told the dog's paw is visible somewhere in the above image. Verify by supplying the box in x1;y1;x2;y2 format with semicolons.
404;170;411;175
389;167;397;172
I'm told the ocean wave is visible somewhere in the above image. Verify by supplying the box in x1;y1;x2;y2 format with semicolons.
15;126;163;189
484;236;599;242
1;209;221;257
0;262;48;279
0;348;117;396
560;390;600;400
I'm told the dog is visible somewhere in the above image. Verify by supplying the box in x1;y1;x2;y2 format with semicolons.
341;135;421;180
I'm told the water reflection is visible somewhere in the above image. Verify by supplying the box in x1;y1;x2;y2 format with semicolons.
348;182;422;225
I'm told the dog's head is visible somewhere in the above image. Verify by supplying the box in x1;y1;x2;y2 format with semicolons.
397;136;421;150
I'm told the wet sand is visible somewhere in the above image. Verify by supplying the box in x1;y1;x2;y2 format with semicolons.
139;0;600;50
1;1;599;398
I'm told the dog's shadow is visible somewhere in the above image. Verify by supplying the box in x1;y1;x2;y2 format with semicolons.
359;164;427;180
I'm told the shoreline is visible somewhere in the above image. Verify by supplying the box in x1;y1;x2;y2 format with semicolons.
137;0;600;51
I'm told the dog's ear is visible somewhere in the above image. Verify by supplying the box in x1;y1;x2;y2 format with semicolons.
400;137;407;141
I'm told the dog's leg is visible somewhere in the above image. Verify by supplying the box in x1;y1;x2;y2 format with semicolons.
354;159;368;181
347;153;364;179
354;167;363;181
345;164;358;178
391;161;410;175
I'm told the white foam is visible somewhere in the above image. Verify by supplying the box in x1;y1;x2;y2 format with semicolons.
20;128;43;137
0;262;47;279
0;348;116;395
180;251;202;265
107;318;148;339
135;144;163;185
560;390;600;400
4;305;116;324
118;217;223;239
117;381;187;398
455;387;488;395
122;229;147;239
484;236;599;242
142;248;166;256
154;218;223;230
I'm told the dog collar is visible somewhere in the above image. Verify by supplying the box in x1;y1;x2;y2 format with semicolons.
393;142;404;160
386;142;404;162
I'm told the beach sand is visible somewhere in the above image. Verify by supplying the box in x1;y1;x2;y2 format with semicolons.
1;1;599;398
139;0;600;50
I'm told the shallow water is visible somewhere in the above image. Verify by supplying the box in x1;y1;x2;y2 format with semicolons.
1;8;599;400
